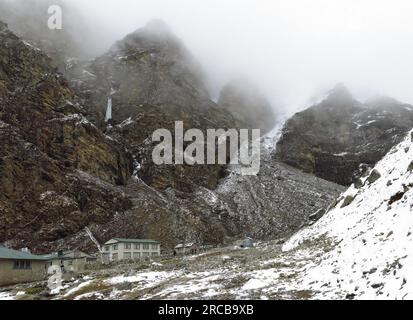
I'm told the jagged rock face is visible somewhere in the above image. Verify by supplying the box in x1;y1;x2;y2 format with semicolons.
0;22;132;184
69;21;239;193
72;20;222;125
108;110;228;192
0;22;133;251
275;85;413;185
218;79;277;134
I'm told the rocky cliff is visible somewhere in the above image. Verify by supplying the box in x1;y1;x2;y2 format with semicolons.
275;84;413;185
0;21;133;251
68;20;242;193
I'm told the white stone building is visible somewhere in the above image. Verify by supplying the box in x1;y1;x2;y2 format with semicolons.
102;238;160;263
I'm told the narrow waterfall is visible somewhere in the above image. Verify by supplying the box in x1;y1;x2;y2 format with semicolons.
105;97;112;123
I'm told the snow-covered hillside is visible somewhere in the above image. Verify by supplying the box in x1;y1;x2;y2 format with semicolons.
284;130;413;299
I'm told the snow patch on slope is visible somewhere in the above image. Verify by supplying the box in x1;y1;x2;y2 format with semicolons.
106;271;179;288
0;291;15;300
283;130;413;299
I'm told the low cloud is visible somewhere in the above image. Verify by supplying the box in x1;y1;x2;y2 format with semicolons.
3;0;413;114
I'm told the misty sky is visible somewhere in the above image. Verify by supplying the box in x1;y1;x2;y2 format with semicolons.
69;0;413;113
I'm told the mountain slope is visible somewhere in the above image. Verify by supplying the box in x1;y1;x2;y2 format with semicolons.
284;129;413;299
275;84;413;185
69;20;240;193
0;21;133;251
0;20;343;253
214;144;344;239
16;129;409;301
70;20;230;126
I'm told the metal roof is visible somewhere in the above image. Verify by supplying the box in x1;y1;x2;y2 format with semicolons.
40;250;94;260
0;246;49;261
175;243;195;249
105;238;159;245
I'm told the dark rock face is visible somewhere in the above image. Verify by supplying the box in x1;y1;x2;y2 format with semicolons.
69;21;241;193
108;110;228;192
275;85;413;185
218;79;277;134
71;20;225;126
0;22;133;251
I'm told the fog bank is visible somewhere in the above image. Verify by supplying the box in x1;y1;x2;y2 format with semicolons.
3;0;413;114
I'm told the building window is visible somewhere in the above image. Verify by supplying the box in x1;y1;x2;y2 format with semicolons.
151;252;158;257
68;260;73;266
135;243;140;250
124;252;131;260
13;260;31;270
125;243;131;250
142;243;149;250
151;244;158;250
143;252;150;257
133;252;141;260
113;245;118;251
112;253;118;261
105;246;110;251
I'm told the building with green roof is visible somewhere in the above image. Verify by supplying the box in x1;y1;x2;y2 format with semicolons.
0;246;49;286
40;250;97;274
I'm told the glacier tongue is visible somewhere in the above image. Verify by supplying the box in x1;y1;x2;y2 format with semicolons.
284;130;413;299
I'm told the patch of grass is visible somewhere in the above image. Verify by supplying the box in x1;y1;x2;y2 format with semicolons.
223;276;250;290
64;281;111;300
259;261;291;270
294;234;336;253
25;287;44;295
125;275;184;300
278;272;300;281
291;290;314;300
